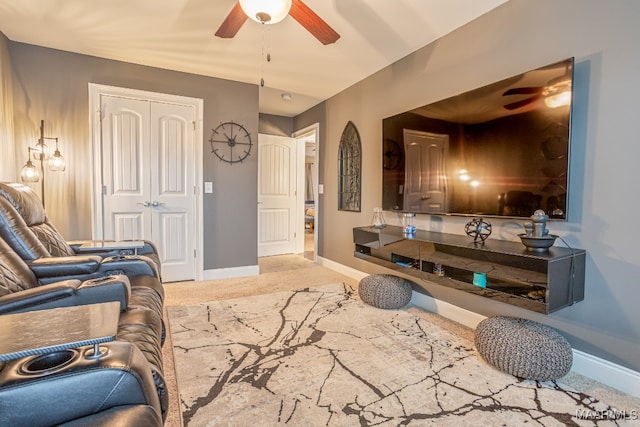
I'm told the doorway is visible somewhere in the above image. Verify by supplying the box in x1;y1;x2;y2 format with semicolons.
293;124;319;262
88;84;204;282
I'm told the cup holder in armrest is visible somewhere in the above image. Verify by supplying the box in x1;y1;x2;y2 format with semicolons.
19;350;79;376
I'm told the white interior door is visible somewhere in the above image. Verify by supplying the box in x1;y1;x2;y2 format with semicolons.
258;134;298;257
149;102;196;282
101;96;152;243
403;129;449;213
100;94;196;282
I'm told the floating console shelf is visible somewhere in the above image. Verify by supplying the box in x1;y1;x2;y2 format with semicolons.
353;225;585;314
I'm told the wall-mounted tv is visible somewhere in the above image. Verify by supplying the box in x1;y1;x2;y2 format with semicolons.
382;57;574;220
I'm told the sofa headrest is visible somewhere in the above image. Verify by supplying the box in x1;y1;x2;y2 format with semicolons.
0;182;47;226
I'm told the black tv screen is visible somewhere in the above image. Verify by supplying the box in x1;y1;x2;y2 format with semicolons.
382;57;574;220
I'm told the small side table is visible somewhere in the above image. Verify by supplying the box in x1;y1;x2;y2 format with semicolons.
0;302;120;362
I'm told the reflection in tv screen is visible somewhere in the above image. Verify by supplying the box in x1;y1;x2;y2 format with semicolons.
382;57;574;220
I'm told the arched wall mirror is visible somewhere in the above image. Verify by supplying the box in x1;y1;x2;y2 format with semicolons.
338;121;361;212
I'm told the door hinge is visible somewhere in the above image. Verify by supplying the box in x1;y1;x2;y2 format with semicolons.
192;121;196;131
194;249;197;258
102;185;107;195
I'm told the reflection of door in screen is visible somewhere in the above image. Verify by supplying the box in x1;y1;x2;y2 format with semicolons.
402;129;449;213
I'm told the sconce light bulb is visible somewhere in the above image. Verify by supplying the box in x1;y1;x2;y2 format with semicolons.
49;150;66;171
20;160;41;183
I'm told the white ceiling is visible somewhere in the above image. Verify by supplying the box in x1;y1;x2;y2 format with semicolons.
0;0;507;117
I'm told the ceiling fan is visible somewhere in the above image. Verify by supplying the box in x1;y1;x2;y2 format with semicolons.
502;63;572;110
215;0;340;45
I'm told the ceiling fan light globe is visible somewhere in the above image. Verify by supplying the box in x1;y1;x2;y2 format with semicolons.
239;0;291;24
545;90;571;108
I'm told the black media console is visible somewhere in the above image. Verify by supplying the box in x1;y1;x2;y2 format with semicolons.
353;225;585;314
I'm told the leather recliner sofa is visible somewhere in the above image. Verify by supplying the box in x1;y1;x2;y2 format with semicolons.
0;340;163;426
0;182;166;332
0;236;168;422
0;182;162;278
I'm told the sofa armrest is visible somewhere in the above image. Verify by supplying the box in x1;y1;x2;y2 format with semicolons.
99;255;160;278
28;256;102;279
0;341;161;426
30;255;159;284
0;276;130;315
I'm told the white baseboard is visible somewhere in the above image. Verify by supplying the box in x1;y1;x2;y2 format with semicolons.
317;256;369;281
319;257;640;397
410;290;486;329
202;264;259;280
572;349;640;397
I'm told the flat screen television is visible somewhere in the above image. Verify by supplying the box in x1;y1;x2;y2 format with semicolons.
382;57;574;220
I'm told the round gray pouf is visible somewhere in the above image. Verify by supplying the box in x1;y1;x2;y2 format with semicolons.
474;316;573;381
358;274;413;309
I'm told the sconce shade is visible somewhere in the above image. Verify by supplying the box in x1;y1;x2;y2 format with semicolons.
239;0;291;24
31;142;49;161
20;159;40;182
49;150;66;171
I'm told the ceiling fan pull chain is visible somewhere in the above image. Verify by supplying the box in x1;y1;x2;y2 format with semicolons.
260;24;266;87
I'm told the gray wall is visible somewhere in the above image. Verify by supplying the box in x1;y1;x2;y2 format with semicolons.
301;0;640;372
258;113;293;137
8;43;259;270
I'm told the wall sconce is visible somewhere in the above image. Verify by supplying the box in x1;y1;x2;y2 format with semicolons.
19;120;65;207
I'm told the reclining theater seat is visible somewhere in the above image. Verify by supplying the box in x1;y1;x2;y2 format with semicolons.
0;182;165;313
0;237;168;420
0;341;163;426
0;182;162;276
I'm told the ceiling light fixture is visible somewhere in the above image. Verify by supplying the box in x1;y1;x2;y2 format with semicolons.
281;93;292;101
544;89;572;108
239;0;292;24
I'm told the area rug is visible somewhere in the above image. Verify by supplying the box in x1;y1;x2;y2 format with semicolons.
168;283;634;426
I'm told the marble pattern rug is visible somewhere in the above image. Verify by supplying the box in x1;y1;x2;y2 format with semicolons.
168;284;634;426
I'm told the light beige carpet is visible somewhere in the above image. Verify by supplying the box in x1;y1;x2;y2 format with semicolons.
168;283;639;426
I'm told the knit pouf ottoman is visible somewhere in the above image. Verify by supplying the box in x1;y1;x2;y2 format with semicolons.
474;316;573;381
358;274;413;309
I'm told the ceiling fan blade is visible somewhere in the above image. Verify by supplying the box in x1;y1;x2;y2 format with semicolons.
215;2;247;38
503;87;544;96
289;0;340;45
504;94;543;110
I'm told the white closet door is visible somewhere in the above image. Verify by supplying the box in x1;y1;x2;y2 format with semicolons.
101;95;152;242
101;94;196;282
149;101;196;282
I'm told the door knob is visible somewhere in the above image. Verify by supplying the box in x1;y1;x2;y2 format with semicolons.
151;201;164;207
137;201;151;207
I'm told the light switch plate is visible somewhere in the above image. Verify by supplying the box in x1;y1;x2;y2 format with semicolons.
318;184;324;194
204;182;213;193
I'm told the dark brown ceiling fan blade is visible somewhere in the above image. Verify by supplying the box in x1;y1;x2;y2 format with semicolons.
289;0;340;45
215;2;247;38
504;94;543;110
503;87;544;96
